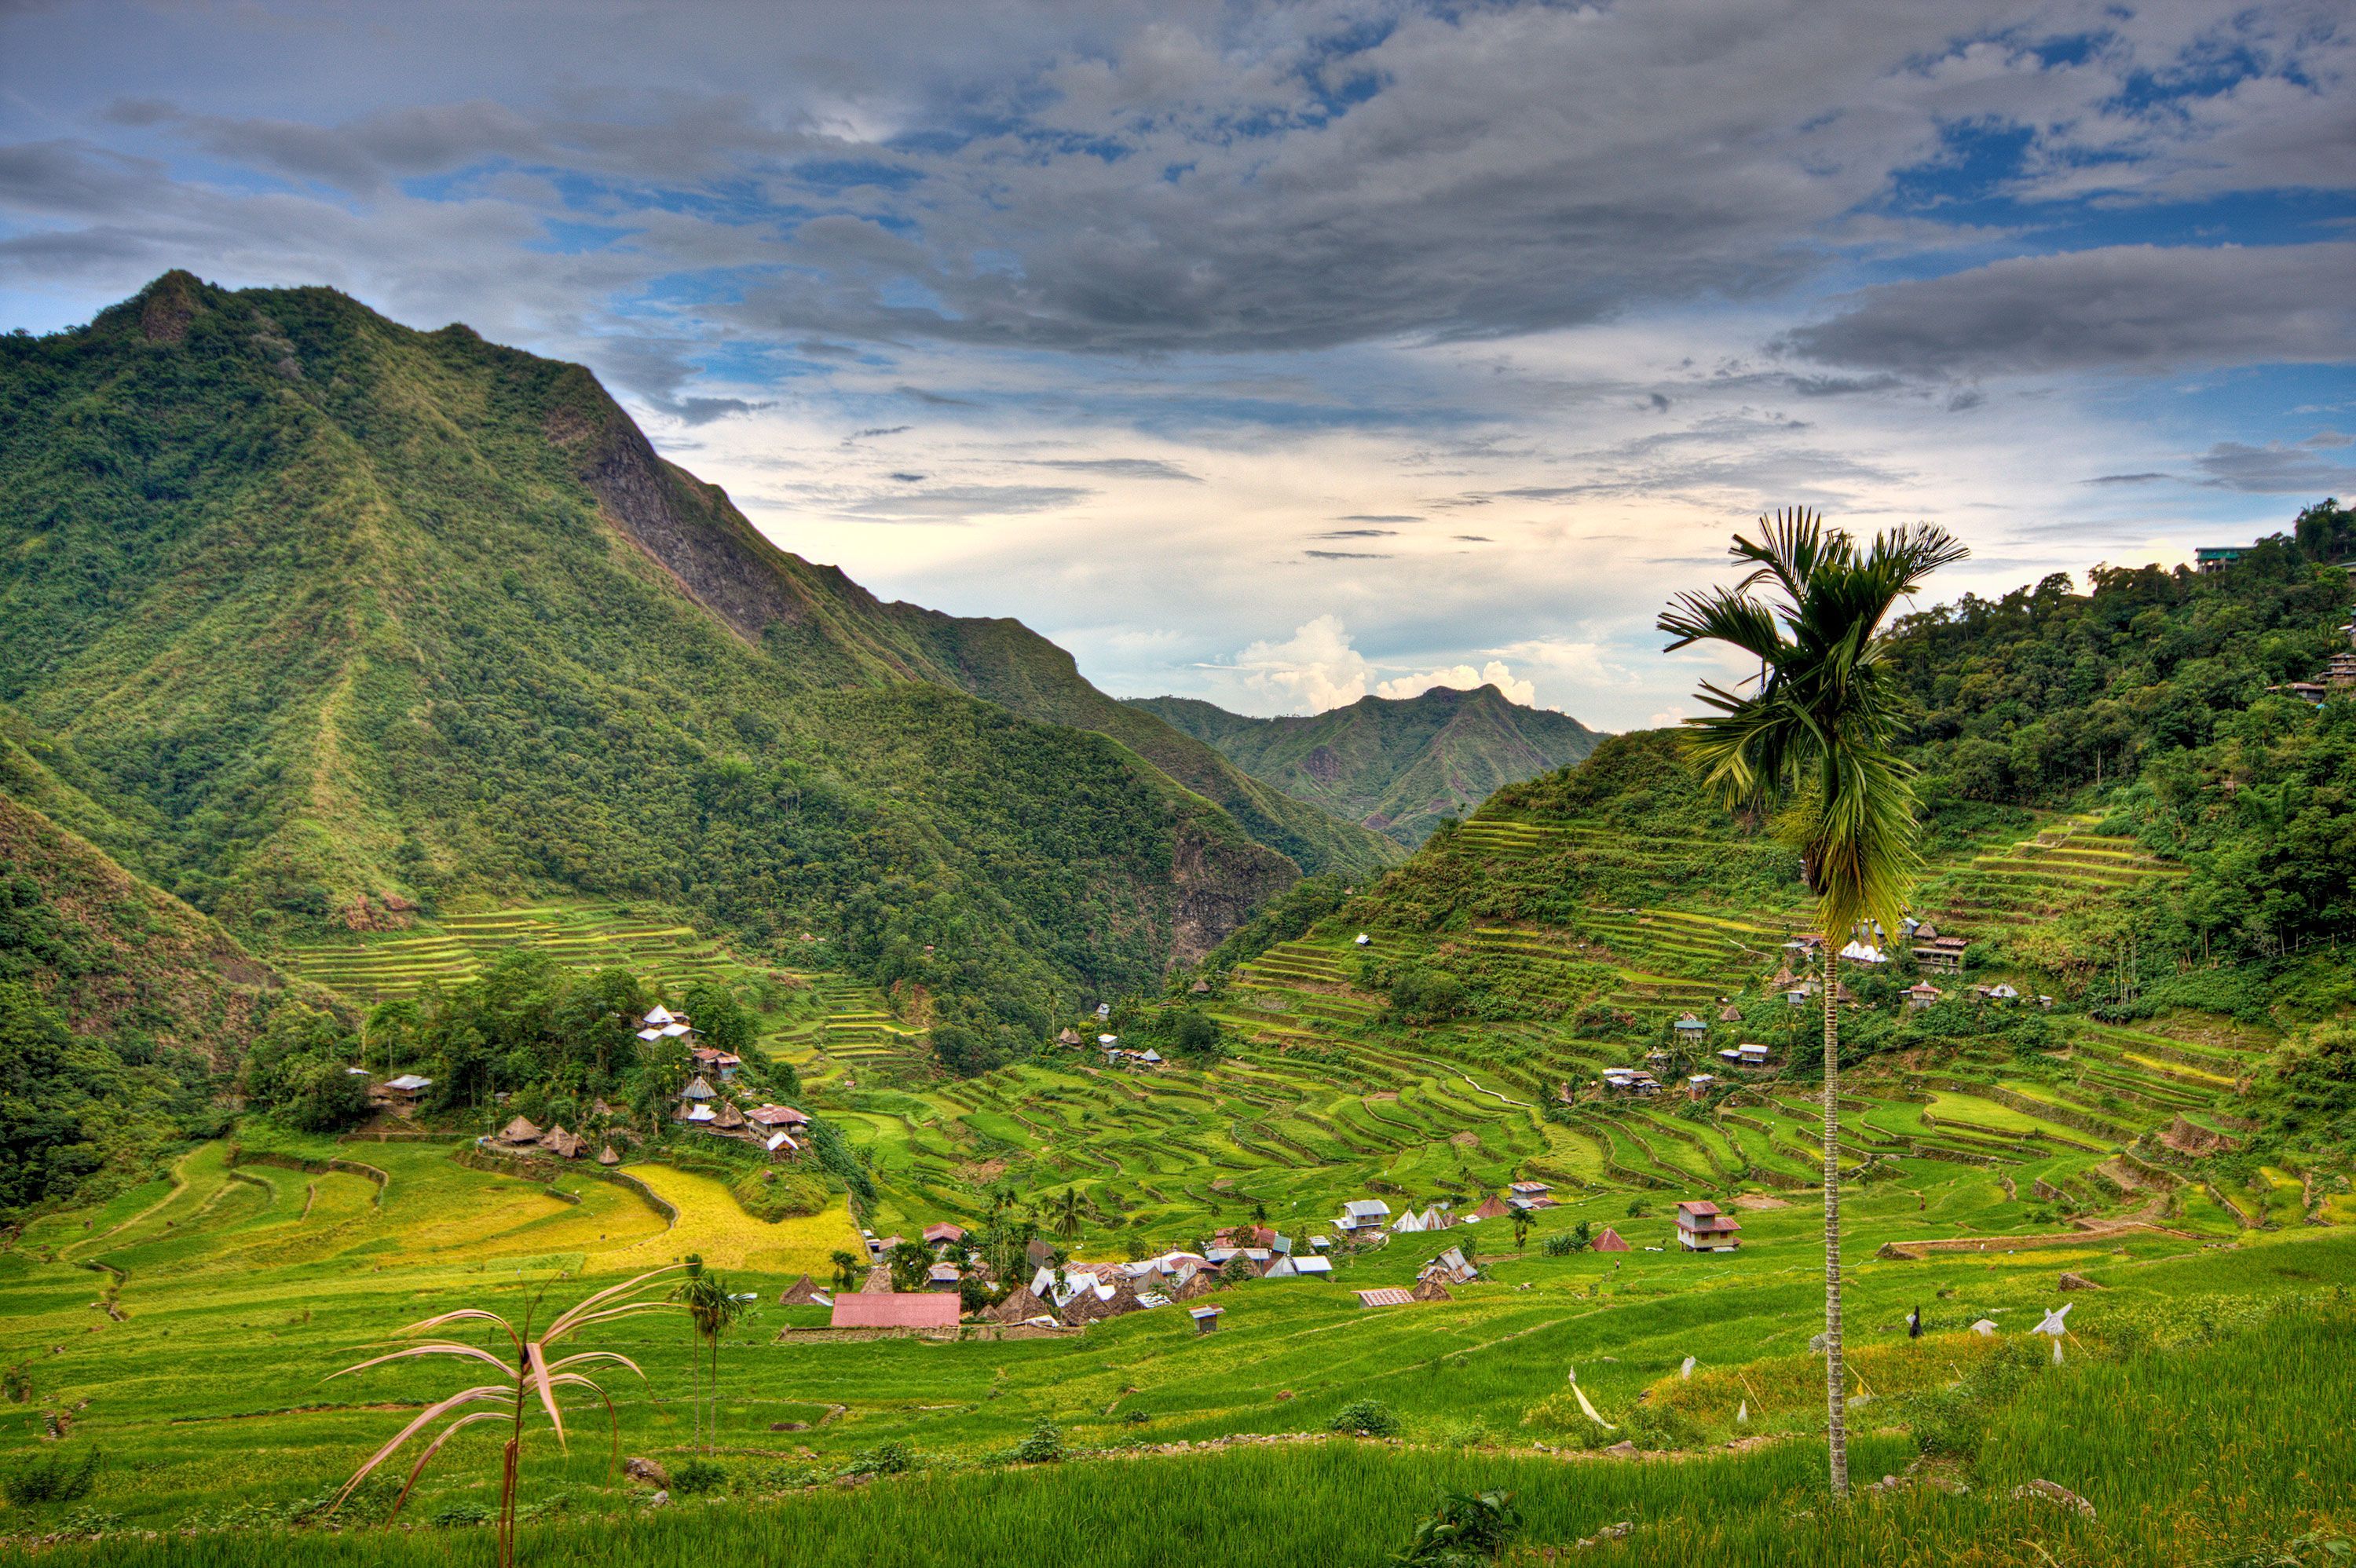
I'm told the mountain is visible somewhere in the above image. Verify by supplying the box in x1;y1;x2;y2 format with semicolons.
1126;684;1602;846
0;272;1385;1070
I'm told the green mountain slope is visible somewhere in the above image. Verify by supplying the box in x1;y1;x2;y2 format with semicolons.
0;271;1367;1069
1128;683;1601;846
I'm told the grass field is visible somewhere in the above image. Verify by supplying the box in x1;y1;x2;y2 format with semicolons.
8;793;2347;1562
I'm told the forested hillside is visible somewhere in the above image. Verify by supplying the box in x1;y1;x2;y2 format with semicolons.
0;272;1388;1072
1128;683;1601;846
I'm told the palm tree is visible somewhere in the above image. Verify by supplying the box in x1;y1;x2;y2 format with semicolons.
1659;506;1966;1497
671;1254;721;1450
327;1265;679;1568
1052;1186;1083;1242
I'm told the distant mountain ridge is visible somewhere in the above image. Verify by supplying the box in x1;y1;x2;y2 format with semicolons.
0;271;1392;1070
1126;685;1602;846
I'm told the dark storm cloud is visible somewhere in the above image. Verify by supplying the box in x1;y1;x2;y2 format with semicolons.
1783;244;2356;377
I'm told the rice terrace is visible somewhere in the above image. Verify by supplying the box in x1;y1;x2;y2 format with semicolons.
6;5;2356;1566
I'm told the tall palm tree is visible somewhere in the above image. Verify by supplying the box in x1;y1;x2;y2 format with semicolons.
1659;507;1966;1497
671;1255;722;1450
1053;1186;1083;1242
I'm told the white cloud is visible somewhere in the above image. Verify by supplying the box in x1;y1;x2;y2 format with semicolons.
1375;661;1537;705
1226;615;1371;714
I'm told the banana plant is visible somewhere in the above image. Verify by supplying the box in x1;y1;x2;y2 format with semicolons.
326;1264;682;1568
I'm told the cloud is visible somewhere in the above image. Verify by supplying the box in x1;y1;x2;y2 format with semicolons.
1783;244;2356;377
836;482;1090;521
2085;472;2170;485
1376;661;1537;706
1304;548;1389;559
1312;528;1395;539
2194;440;2356;494
1340;514;1420;523
1225;615;1372;713
1028;457;1202;482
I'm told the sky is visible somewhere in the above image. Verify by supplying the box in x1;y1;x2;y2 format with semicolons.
3;2;2352;729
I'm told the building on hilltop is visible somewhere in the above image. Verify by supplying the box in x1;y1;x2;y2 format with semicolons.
2195;546;2245;575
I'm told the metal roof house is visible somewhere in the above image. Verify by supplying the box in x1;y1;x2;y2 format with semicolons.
1674;1200;1742;1252
1336;1198;1392;1233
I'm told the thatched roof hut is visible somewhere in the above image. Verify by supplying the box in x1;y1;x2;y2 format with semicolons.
777;1274;821;1307
985;1285;1049;1325
858;1263;897;1295
494;1116;543;1147
711;1100;747;1131
1410;1278;1454;1303
596;1144;620;1167
543;1125;586;1159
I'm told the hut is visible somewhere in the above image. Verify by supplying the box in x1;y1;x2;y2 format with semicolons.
596;1144;620;1167
1592;1226;1630;1252
1191;1305;1224;1334
858;1261;898;1295
1056;1028;1084;1047
710;1100;747;1132
1354;1287;1417;1308
1410;1278;1454;1303
492;1116;543;1150
777;1274;821;1307
1472;1196;1512;1221
1718;1003;1743;1024
383;1073;433;1106
986;1285;1052;1325
923;1222;968;1251
543;1124;586;1160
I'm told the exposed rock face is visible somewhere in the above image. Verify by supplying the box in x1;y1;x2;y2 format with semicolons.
1167;823;1294;965
623;1457;669;1488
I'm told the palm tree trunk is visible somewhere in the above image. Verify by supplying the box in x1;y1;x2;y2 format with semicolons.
1821;945;1849;1497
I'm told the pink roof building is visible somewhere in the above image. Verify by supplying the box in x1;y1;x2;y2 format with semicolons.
829;1295;962;1332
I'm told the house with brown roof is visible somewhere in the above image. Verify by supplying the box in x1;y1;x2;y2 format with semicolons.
1913;926;1969;974
1591;1226;1630;1252
1471;1196;1512;1220
923;1222;968;1251
1674;1200;1742;1252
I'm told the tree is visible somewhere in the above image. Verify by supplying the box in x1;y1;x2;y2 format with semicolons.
1511;1210;1531;1256
328;1266;677;1568
888;1238;933;1292
1659;506;1966;1497
1052;1186;1084;1241
671;1256;754;1454
829;1250;863;1291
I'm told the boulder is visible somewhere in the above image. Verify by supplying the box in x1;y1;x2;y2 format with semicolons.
2012;1479;2095;1520
623;1457;670;1489
2057;1272;2104;1292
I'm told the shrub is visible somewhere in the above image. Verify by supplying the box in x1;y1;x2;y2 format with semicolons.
1013;1418;1063;1464
670;1458;726;1496
848;1439;916;1476
2;1446;99;1506
428;1501;490;1527
1619;1402;1703;1452
1330;1398;1397;1437
1395;1488;1520;1565
1542;1233;1575;1257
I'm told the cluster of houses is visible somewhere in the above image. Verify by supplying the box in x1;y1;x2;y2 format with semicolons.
1052;1028;1166;1070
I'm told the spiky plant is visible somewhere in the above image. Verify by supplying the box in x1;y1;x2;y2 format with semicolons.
327;1264;681;1567
1658;507;1966;1496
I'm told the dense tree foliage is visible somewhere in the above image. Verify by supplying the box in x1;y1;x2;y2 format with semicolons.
0;273;1302;1074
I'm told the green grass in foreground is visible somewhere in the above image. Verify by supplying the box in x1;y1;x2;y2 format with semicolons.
9;1303;2351;1567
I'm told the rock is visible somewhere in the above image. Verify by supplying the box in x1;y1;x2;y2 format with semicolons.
770;1420;809;1431
1604;1440;1637;1456
1574;1522;1633;1549
623;1457;670;1488
646;1489;669;1508
2057;1272;2103;1292
2012;1479;2095;1519
1275;1390;1294;1400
